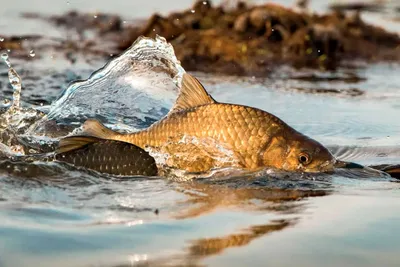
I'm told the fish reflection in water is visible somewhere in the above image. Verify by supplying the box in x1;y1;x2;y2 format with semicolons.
188;219;294;257
175;179;326;260
174;177;331;219
100;178;329;267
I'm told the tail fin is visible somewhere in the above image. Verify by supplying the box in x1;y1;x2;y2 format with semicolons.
82;119;119;140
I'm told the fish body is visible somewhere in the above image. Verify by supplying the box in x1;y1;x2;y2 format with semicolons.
372;164;400;179
56;136;158;176
62;73;336;173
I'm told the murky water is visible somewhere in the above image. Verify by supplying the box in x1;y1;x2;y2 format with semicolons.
1;1;400;267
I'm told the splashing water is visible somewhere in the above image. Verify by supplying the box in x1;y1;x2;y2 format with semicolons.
30;35;185;136
8;68;22;112
0;53;44;154
1;52;23;114
1;52;11;67
1;53;22;116
0;35;187;156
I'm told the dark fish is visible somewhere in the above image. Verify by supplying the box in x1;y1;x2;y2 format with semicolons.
55;136;158;176
369;164;400;179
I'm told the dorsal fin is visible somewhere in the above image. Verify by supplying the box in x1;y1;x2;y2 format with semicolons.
56;136;102;154
170;73;217;113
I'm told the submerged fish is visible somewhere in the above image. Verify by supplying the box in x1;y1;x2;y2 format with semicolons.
55;136;158;176
60;73;341;173
369;164;400;179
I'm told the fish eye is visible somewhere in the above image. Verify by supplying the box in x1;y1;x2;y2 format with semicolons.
298;152;312;165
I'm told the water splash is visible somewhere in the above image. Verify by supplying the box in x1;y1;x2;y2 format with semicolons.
8;68;22;112
0;53;45;154
31;35;185;135
1;53;11;67
1;52;22;113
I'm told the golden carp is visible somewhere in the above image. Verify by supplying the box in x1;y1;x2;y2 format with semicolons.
59;73;338;173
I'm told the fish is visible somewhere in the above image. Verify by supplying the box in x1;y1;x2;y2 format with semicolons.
59;73;341;173
55;136;158;176
369;164;400;179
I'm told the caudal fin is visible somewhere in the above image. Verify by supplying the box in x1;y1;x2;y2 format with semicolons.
82;119;119;140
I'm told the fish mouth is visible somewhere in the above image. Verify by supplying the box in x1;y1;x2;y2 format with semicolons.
302;159;335;173
333;160;364;169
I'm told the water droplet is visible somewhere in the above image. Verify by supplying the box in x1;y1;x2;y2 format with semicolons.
40;102;43;106
0;37;4;42
1;53;11;67
110;53;114;57
191;10;195;13
203;1;207;5
123;20;127;24
7;49;10;53
29;50;35;57
1;53;8;60
318;50;321;53
8;67;22;110
152;28;155;32
94;15;98;18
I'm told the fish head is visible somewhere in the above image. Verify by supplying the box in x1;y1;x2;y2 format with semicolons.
284;133;336;172
262;132;335;173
